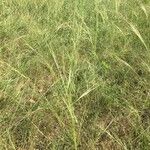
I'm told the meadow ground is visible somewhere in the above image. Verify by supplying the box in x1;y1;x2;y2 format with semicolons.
0;0;150;149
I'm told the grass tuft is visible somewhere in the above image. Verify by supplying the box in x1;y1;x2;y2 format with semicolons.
0;0;150;149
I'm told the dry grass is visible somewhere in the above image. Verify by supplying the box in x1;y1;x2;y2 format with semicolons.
0;0;150;149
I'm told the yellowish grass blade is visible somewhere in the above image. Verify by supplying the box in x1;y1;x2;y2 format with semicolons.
129;23;148;50
75;85;99;103
0;60;29;79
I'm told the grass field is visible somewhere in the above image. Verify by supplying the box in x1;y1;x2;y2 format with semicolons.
0;0;150;149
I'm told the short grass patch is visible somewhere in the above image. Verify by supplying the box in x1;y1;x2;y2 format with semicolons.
0;0;150;149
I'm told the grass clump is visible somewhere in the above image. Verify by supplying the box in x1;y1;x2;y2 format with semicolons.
0;0;150;149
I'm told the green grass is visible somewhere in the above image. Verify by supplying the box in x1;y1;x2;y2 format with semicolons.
0;0;150;149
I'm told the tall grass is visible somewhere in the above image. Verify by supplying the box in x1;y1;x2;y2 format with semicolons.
0;0;150;149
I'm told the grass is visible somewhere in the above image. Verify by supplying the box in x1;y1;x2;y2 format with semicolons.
0;0;150;149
